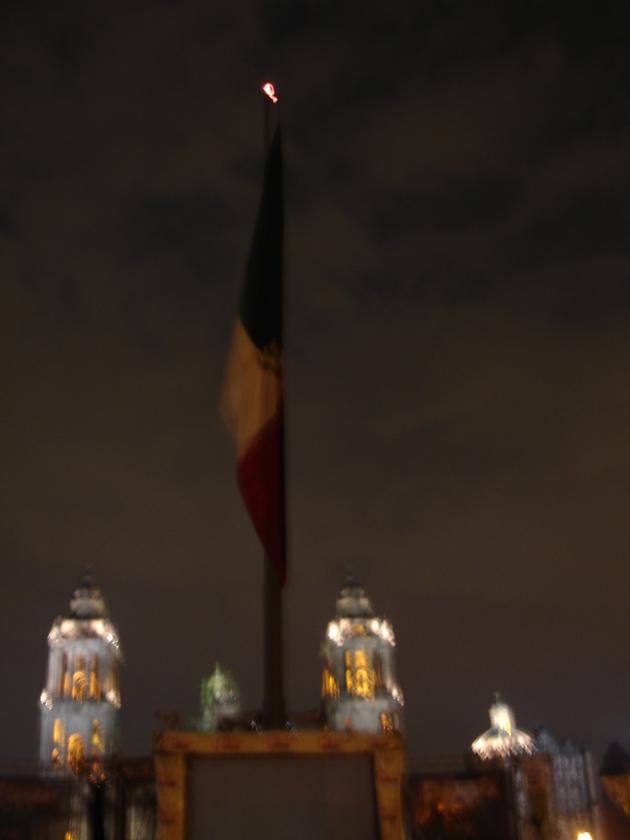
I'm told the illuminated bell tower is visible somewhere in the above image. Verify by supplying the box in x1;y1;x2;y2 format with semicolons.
321;576;403;734
39;575;122;775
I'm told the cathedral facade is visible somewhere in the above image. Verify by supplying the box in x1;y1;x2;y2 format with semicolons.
39;576;122;776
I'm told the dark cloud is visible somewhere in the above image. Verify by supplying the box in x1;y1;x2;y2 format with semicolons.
507;187;630;264
123;193;233;274
0;206;17;237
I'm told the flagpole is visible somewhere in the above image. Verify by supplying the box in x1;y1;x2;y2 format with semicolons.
261;82;285;730
263;553;284;728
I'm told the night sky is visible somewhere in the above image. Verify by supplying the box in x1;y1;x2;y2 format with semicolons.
1;1;629;767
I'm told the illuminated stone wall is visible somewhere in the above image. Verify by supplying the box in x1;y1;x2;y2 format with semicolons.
515;732;601;840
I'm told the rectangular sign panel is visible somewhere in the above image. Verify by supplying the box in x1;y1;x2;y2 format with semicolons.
187;754;378;840
155;730;406;840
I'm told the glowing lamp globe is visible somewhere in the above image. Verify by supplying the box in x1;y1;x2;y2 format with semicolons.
262;82;278;103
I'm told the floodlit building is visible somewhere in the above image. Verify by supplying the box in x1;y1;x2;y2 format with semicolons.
519;726;601;840
39;575;122;776
321;575;403;734
471;694;536;761
470;697;601;840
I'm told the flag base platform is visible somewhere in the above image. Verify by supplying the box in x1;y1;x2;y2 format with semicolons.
155;729;406;839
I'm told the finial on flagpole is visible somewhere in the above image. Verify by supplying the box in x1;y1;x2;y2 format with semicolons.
261;81;279;153
262;81;279;103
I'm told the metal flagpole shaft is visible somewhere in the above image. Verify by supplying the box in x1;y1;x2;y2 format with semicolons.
261;81;285;730
263;554;284;728
264;91;271;152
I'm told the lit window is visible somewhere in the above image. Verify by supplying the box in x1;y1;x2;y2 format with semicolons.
321;668;339;699
380;713;394;734
89;655;100;700
59;653;68;696
353;650;375;699
91;719;104;753
53;718;65;746
344;651;353;693
72;671;87;701
72;656;87;701
67;733;85;775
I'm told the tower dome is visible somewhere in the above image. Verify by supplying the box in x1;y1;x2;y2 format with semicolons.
471;694;536;761
68;575;107;619
39;575;122;776
334;576;375;618
321;575;403;734
198;663;241;731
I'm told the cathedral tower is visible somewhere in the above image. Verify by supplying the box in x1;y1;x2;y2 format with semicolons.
39;576;122;775
321;576;403;734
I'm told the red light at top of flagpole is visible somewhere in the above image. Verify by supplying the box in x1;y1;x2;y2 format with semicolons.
262;82;279;103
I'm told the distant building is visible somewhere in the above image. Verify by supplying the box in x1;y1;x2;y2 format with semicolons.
321;575;403;734
599;742;630;838
198;663;240;731
114;757;156;840
0;774;77;839
471;694;536;761
513;727;601;840
468;696;600;840
408;699;603;840
39;575;122;777
408;768;516;840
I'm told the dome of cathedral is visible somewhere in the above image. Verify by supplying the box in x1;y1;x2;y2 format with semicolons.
68;574;108;619
47;574;120;650
198;663;240;731
471;694;536;760
335;574;375;618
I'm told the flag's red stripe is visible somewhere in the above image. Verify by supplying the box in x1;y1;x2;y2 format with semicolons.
237;408;286;584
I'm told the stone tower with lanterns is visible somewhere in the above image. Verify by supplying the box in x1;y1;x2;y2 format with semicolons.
39;575;122;775
321;575;403;734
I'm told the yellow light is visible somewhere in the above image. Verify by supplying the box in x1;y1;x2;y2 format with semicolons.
577;833;593;840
